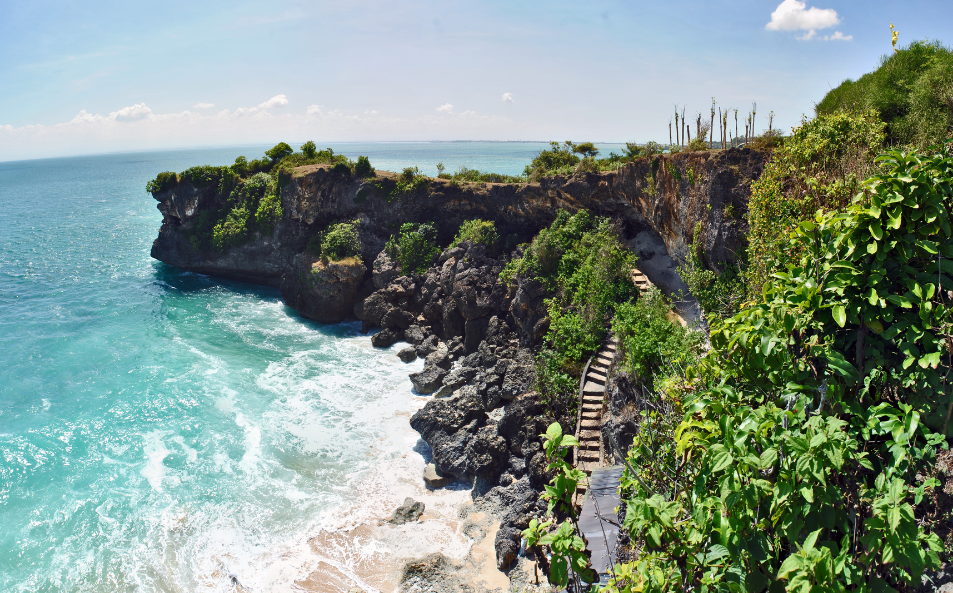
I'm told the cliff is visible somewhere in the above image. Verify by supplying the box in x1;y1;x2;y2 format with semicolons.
150;148;767;323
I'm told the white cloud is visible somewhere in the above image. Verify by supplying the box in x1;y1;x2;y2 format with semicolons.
0;102;524;162
258;94;289;109
111;103;153;122
436;103;454;114
502;93;514;104
826;31;853;41
193;102;215;109
766;0;840;38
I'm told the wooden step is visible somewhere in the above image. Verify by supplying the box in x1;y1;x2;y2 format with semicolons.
581;419;601;430
596;356;613;366
603;343;617;352
587;371;607;383
589;363;608;373
583;382;605;394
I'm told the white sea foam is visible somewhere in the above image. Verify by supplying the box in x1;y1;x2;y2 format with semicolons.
140;430;169;492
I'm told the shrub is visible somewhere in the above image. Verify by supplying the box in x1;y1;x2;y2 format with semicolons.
504;210;638;420
602;145;953;593
300;140;317;159
612;287;702;379
353;155;374;178
212;205;251;250
817;40;953;148
572;141;599;159
686;136;708;151
265;142;294;162
744;109;886;297
452;219;499;249
231;156;249;177
318;221;361;261
523;141;581;179
145;171;177;193
385;222;440;275
179;165;224;189
254;192;282;234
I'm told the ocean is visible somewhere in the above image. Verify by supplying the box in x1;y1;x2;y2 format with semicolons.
0;142;619;592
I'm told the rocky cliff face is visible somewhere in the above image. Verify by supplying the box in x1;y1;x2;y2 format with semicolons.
150;149;767;323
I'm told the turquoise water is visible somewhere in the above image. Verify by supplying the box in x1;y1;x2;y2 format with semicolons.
0;143;571;591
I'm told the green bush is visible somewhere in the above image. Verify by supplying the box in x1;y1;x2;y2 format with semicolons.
211;205;251;250
318;221;361;261
179;165;225;189
817;40;953;148
254;192;282;234
504;210;638;419
265;142;293;162
353;155;374;178
385;222;440;275
452;219;499;249
443;166;524;184
145;171;177;193
612;287;703;379
209;172;275;251
231;155;249;177
300;140;317;159
744;109;886;297
602;145;953;593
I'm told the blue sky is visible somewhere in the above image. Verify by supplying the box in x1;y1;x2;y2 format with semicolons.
1;0;951;161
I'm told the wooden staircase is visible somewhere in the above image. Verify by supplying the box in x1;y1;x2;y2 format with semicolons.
631;268;653;294
574;335;619;500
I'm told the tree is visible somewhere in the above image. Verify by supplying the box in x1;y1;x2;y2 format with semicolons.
265;142;293;162
300;141;317;159
572;142;599;159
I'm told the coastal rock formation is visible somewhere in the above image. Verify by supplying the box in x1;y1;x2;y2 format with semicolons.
389;498;426;525
150;149;768;311
280;254;365;324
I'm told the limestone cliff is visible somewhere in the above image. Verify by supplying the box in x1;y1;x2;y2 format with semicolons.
150;149;767;322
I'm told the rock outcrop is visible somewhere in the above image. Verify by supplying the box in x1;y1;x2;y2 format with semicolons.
280;254;365;324
150;149;768;319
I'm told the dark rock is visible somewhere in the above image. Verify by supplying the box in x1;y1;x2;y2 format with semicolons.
280;255;366;324
410;389;488;477
464;424;508;477
372;251;399;290
441;298;465;341
446;337;465;360
463;316;490;354
404;324;427;346
509;277;552;345
371;328;403;348
410;366;448;394
527;451;552;487
500;349;536;400
354;292;391;328
425;343;452;370
495;525;521;570
399;552;465;592
389;497;425;525
381;308;415;329
415;335;440;358
397;347;417;362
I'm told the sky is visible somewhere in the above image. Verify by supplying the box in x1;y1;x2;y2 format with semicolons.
1;0;951;162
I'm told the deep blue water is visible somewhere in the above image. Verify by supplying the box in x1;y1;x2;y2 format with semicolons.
0;142;591;591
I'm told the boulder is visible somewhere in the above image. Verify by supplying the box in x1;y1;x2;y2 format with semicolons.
372;251;400;289
424;343;452;370
280;254;366;324
353;292;391;327
410;366;448;394
464;424;508;477
388;497;425;525
397;347;417;362
381;308;415;329
500;349;536;400
404;324;427;346
423;463;451;488
495;525;522;570
415;335;440;358
509;277;552;345
371;328;403;348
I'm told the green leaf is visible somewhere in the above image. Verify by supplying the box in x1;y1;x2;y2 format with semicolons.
709;444;734;473
832;305;846;327
545;422;562;442
826;350;860;383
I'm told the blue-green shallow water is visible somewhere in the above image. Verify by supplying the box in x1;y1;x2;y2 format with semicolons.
0;143;582;591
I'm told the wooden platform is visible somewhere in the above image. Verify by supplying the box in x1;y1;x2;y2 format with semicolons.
578;466;624;578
